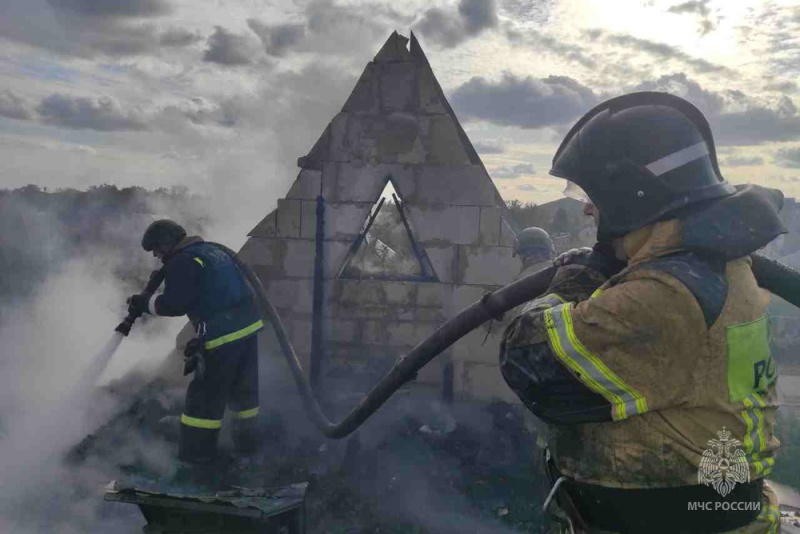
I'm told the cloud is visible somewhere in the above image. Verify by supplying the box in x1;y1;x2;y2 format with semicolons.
472;140;506;154
450;72;599;129
667;0;716;35
0;90;33;120
723;156;764;166
765;81;799;93
592;30;729;74
203;26;261;66
775;146;800;168
159;27;203;48
633;72;725;114
505;27;597;69
247;21;305;57
46;0;171;18
492;163;535;179
415;0;498;48
37;94;149;131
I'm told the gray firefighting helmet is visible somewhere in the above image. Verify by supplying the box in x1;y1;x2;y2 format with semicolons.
141;219;186;252
550;92;736;239
514;227;555;260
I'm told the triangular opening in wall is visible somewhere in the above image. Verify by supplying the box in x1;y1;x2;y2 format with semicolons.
338;178;437;282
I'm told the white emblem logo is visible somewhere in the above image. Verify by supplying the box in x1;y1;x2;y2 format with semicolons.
698;427;750;497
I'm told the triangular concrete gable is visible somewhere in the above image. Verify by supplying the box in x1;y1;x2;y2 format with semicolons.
240;32;523;403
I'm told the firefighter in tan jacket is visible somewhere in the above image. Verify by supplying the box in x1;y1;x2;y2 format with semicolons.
500;92;783;534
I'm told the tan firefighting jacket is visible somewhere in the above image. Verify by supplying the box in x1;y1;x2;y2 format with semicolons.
537;220;779;490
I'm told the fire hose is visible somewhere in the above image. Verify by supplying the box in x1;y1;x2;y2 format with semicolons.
113;244;800;439
196;244;800;440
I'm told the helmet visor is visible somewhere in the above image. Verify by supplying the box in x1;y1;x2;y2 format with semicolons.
563;180;592;204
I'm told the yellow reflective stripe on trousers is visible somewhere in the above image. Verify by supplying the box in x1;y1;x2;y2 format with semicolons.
204;320;264;350
193;257;205;267
181;413;222;429
544;303;648;420
231;407;259;420
758;504;780;534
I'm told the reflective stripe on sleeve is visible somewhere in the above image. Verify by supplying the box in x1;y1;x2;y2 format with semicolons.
544;303;648;421
181;413;222;429
204;320;264;350
193;257;205;267
522;293;567;314
231;407;259;420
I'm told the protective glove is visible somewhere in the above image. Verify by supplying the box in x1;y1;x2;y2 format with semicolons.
126;293;150;316
553;241;626;279
183;338;206;378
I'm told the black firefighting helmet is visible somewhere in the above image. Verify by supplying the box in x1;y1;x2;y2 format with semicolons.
141;219;186;252
550;92;736;239
514;227;555;260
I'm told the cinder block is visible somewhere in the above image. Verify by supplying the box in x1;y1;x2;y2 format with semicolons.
281;239;315;278
326;318;358;343
342;63;380;114
332;162;416;203
383;282;415;305
301;200;316;240
238;237;286;269
426;115;470;165
325;240;351;279
387;322;416;346
415;307;447;322
267;278;314;315
479;207;501;245
417;165;496;207
460;361;518;402
499;217;516;247
417;282;452;308
380;62;418;112
247;209;277;237
277;199;302;238
327;113;357;163
286;169;322;200
362;320;387;345
459;245;521;286
289;318;313;354
452;284;487;313
325;202;373;241
377;112;425;164
419;63;447;114
423;245;457;284
338;280;384;305
405;205;480;245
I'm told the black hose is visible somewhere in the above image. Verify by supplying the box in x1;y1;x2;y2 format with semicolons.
207;241;559;438
210;241;800;440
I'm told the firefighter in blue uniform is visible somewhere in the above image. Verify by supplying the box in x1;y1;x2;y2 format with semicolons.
128;220;264;465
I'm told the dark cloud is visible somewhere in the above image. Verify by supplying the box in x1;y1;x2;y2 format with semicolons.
633;72;725;115
765;81;799;93
37;94;148;131
415;0;498;48
594;30;729;74
666;0;716;35
46;0;170;18
450;72;599;129
159;27;203;48
247;20;305;57
633;73;800;145
203;26;259;66
492;163;535;179
739;3;800;78
723;156;764;166
505;27;597;69
775;147;800;168
0;90;33;120
472;140;506;154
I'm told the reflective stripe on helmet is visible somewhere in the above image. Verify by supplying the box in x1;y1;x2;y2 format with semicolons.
645;141;709;177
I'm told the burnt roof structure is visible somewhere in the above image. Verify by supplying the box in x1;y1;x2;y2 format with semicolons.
236;31;523;402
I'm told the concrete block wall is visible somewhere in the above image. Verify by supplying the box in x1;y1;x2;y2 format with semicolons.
237;31;525;404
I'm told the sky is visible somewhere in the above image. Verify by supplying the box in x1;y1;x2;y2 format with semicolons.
1;0;799;231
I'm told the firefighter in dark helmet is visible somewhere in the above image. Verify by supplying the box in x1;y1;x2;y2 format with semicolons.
127;220;264;466
513;227;556;280
499;92;782;533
